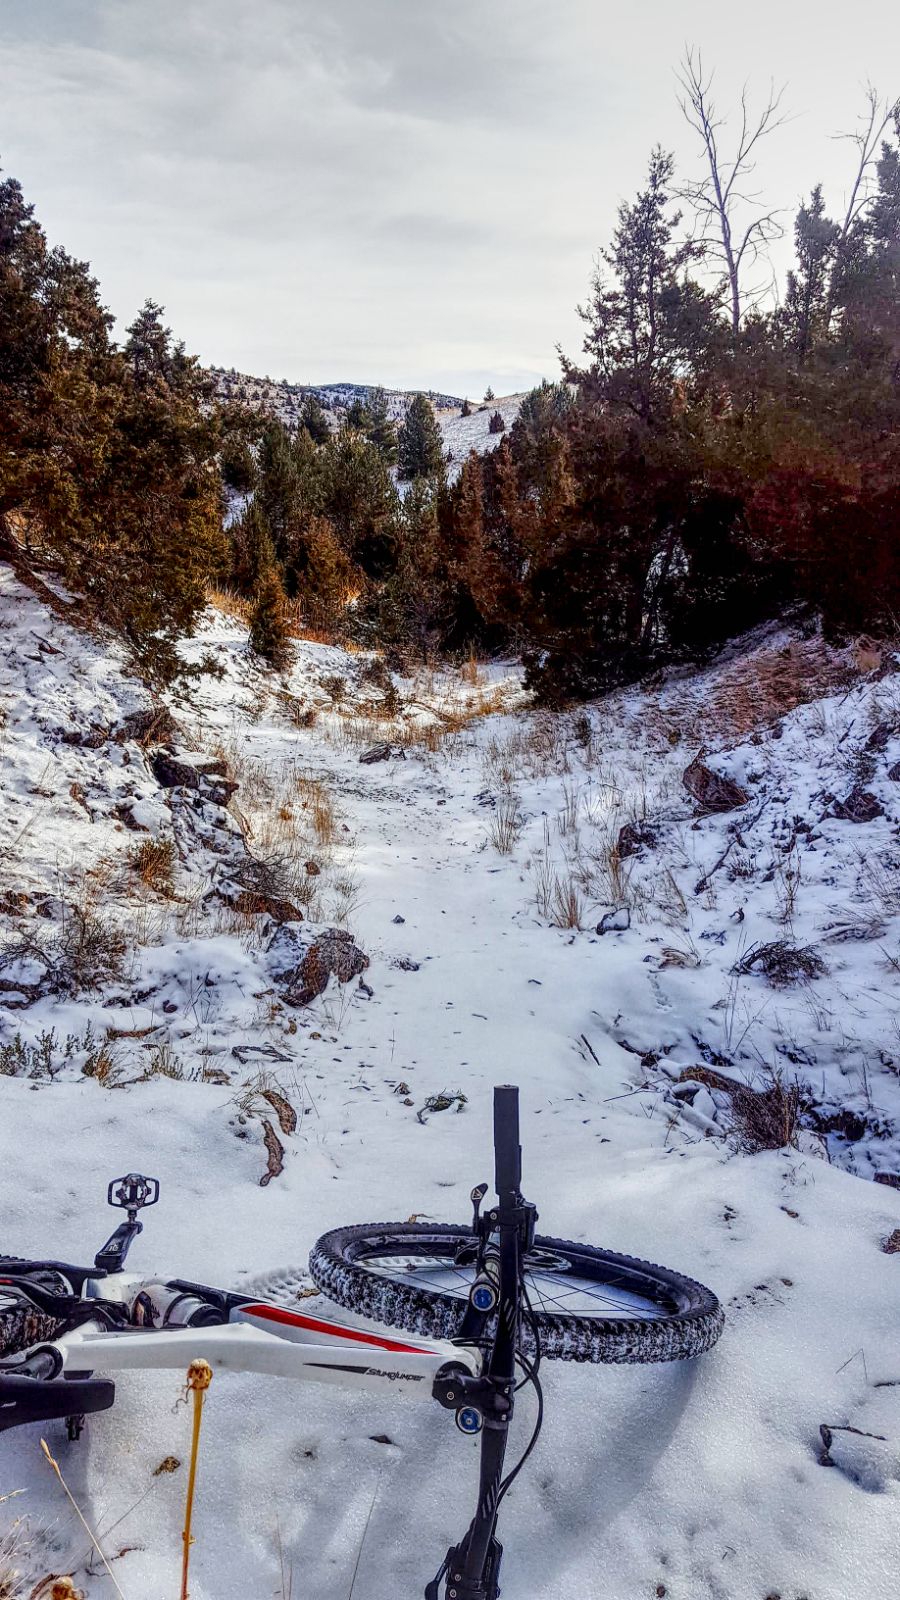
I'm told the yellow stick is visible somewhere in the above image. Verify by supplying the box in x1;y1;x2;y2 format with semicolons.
180;1359;213;1600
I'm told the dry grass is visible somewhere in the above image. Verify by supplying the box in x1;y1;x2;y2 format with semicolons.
295;775;339;846
683;1065;801;1151
550;872;584;930
128;836;176;894
488;795;523;855
643;632;871;747
207;584;251;624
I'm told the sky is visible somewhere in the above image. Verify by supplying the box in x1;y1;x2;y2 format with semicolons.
1;0;898;397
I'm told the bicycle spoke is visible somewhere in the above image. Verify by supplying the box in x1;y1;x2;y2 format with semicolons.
354;1245;673;1324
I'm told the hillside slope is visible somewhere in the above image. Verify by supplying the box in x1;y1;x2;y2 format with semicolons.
1;567;899;1600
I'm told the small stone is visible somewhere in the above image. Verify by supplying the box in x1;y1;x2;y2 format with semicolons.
359;743;393;765
882;1228;900;1254
596;907;631;935
305;860;321;876
393;914;405;924
831;786;885;823
617;820;658;859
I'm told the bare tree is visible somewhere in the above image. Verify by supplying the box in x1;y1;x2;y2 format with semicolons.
677;50;788;333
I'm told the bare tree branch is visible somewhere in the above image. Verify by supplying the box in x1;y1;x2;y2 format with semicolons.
676;49;788;333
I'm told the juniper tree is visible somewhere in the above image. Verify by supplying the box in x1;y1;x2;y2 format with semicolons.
249;561;291;670
299;393;330;444
397;393;445;481
364;386;399;466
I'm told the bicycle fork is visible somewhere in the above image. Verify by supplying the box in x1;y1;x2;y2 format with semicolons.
428;1085;535;1600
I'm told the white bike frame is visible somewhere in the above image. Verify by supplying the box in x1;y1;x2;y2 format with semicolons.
56;1274;481;1399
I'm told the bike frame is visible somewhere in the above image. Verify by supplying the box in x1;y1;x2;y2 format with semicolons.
55;1285;480;1396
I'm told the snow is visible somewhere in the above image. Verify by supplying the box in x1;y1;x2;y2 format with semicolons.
437;394;525;481
1;566;899;1599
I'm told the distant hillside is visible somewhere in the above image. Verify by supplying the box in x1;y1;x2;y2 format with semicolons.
208;366;526;479
208;367;464;429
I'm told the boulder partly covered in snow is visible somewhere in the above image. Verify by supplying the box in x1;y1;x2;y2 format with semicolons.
683;753;749;814
266;923;369;1006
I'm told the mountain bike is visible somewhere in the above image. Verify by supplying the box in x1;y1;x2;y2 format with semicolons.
0;1085;724;1598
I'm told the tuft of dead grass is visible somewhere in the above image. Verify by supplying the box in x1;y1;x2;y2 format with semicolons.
680;1064;800;1151
128;836;176;894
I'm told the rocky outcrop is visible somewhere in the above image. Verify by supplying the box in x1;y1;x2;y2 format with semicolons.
266;923;369;1006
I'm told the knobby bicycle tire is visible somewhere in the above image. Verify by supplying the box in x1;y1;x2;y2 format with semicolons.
309;1223;724;1364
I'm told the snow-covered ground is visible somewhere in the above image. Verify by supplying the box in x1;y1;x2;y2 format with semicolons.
436;394;525;481
1;565;899;1599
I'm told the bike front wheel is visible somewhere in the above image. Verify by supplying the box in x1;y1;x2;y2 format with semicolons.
308;1223;723;1364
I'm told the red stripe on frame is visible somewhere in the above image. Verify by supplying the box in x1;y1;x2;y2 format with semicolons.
240;1302;431;1354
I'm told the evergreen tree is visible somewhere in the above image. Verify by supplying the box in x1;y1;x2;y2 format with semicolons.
249;562;291;670
320;429;399;575
299;393;330;444
782;187;839;358
461;398;471;417
567;147;718;420
483;386;495;402
364;386;399;466
488;409;506;434
397;393;445;481
0;171;224;684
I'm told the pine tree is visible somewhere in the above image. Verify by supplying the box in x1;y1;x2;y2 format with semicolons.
397;393;445;481
461;398;471;417
488;409;506;434
299;393;330;444
364;387;399;466
782;187;839;359
249;562;291;670
567;147;718;420
483;386;495;402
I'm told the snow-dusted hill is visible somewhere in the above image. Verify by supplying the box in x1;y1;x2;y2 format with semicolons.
208;365;526;476
1;568;899;1600
209;366;465;428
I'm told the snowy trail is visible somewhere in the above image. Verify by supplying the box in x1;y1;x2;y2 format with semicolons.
2;585;899;1599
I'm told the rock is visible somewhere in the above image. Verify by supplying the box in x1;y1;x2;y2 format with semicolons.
151;747;233;796
831;786;884;823
304;860;321;876
874;1172;900;1191
217;861;302;925
865;718;900;753
617;820;658;859
0;952;51;1007
596;907;631;934
888;761;900;782
882;1229;900;1254
683;754;749;814
359;743;394;765
114;802;149;832
392;914;406;924
267;923;370;1006
231;889;303;924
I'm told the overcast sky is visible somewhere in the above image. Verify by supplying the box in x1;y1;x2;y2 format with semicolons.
1;0;898;396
